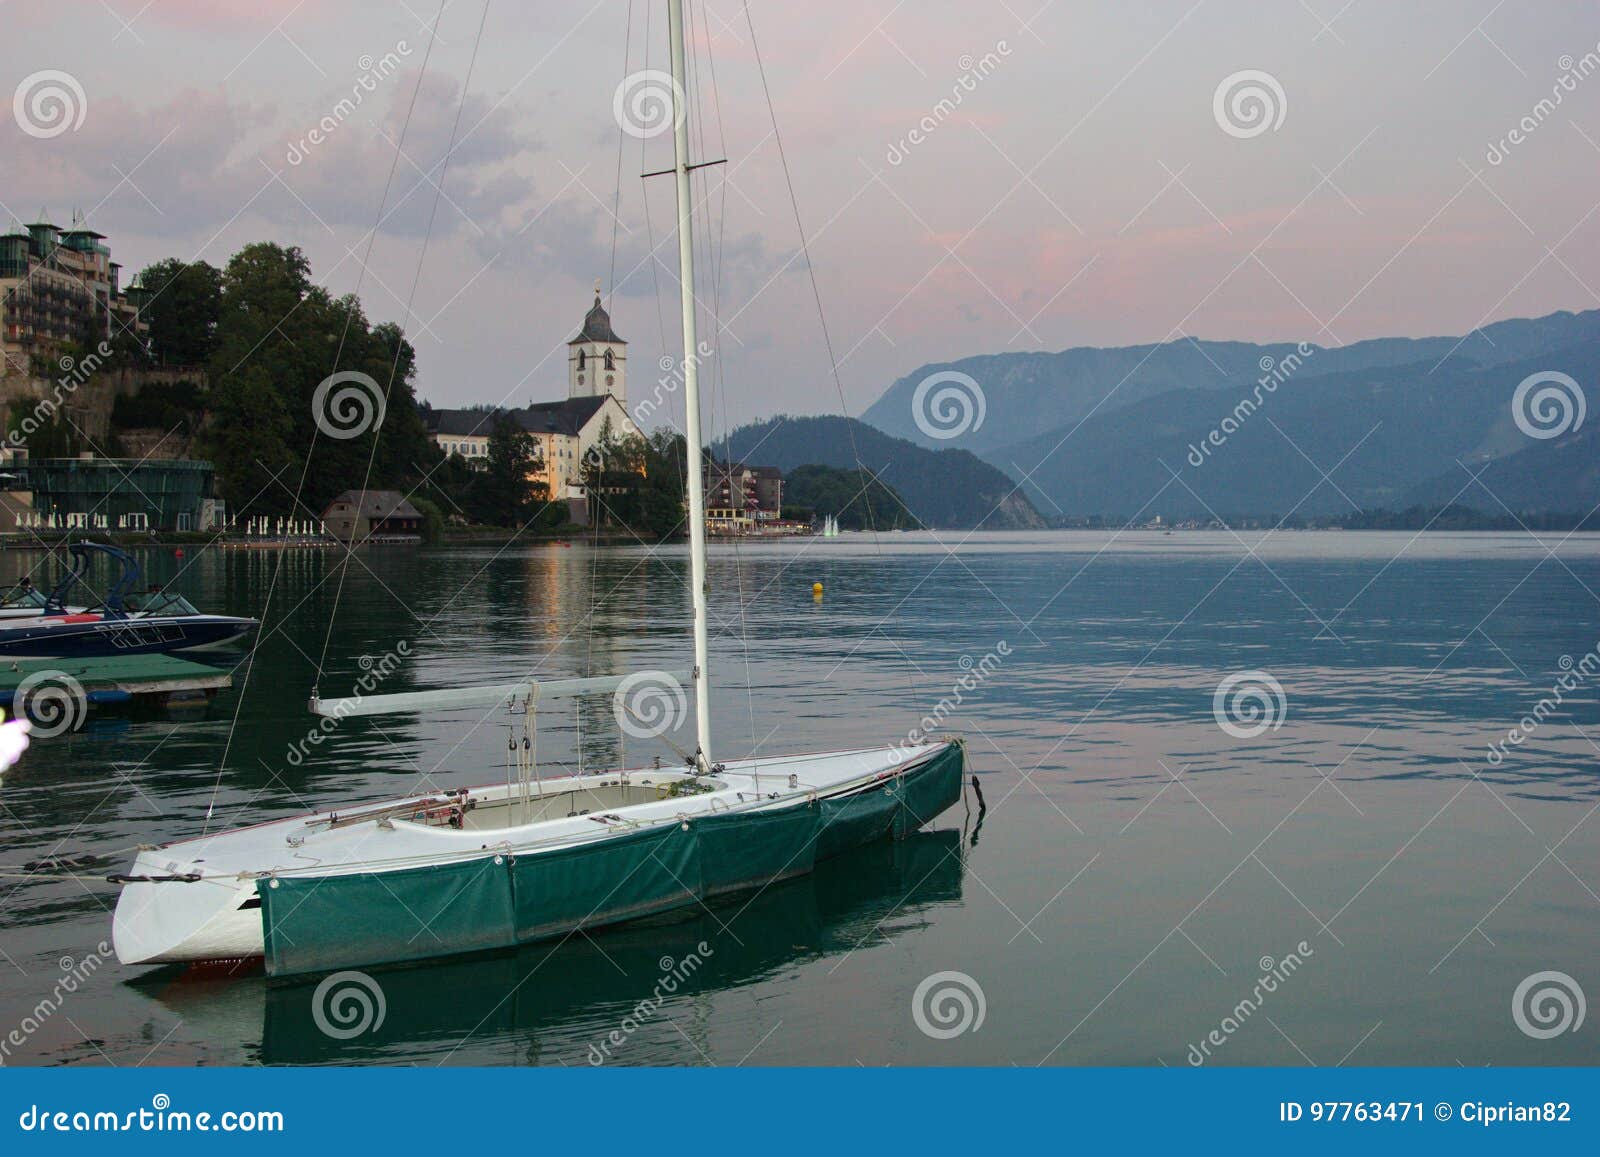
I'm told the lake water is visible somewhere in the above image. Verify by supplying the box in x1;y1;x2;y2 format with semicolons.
1;530;1598;1067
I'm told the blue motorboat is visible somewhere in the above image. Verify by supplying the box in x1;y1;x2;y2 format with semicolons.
0;543;258;658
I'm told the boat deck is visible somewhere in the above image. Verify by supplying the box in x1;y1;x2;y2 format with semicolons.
0;654;232;713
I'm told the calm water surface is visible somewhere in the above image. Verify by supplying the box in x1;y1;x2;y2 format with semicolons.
1;530;1598;1066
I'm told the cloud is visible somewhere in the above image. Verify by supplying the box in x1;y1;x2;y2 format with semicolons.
2;70;544;241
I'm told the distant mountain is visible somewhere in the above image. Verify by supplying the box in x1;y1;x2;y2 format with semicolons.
977;338;1600;520
1399;421;1600;516
781;464;920;530
716;415;1045;530
863;310;1600;455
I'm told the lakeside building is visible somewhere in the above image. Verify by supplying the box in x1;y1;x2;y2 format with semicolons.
423;291;639;522
703;461;801;536
706;461;784;520
320;490;423;543
13;453;217;531
0;212;148;377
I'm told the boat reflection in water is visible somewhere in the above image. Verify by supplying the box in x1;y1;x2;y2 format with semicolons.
129;827;968;1065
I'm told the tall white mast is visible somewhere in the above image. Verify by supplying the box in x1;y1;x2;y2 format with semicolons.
668;0;713;770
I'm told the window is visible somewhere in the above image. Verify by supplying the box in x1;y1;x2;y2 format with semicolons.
577;350;586;370
603;349;614;371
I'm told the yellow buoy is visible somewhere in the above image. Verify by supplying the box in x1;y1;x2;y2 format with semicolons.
812;582;824;597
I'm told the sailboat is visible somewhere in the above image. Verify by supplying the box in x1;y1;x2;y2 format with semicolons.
110;2;963;977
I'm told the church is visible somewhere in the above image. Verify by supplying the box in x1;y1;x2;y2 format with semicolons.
424;289;641;522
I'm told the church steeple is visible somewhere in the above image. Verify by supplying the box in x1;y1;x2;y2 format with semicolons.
568;281;626;403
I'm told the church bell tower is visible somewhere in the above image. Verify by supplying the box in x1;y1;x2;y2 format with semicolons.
568;282;626;405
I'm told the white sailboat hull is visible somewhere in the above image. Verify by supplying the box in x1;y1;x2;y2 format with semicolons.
113;741;962;972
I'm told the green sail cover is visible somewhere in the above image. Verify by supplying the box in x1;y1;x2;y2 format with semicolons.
260;743;964;976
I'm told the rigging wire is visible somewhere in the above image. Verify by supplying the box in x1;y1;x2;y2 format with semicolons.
314;0;495;684
605;0;637;314
202;0;454;832
739;0;926;706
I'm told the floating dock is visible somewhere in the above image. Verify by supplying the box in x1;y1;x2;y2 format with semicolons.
0;654;233;713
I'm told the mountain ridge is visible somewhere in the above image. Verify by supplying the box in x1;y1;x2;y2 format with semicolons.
716;415;1045;530
862;309;1600;459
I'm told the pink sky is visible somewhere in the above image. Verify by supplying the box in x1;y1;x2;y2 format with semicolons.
5;1;1597;431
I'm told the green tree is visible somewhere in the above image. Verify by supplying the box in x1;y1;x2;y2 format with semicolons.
137;259;222;365
783;463;918;530
467;414;545;528
204;366;294;515
581;428;686;540
202;242;432;515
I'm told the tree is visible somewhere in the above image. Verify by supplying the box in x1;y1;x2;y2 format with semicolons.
783;464;918;530
466;414;544;528
136;259;222;365
581;428;686;540
200;242;432;514
204;366;294;515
